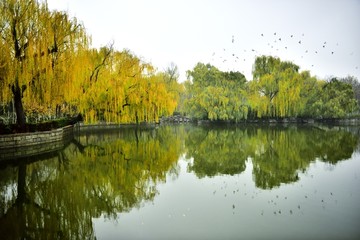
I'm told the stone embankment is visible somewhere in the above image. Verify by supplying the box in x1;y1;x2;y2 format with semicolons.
0;125;74;161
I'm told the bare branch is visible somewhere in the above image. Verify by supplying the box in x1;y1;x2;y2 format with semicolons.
89;42;114;82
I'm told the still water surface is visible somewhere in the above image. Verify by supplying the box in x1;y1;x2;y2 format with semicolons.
1;125;359;239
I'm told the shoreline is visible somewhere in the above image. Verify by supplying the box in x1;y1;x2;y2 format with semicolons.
1;119;359;164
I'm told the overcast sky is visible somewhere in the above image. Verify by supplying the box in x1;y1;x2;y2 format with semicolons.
46;0;360;82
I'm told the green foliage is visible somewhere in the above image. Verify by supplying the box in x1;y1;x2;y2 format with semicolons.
249;56;305;118
305;78;358;118
184;63;248;121
184;57;359;121
0;0;357;124
339;75;360;107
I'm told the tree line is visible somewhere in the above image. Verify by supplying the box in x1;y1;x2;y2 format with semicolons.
1;0;359;131
183;58;359;121
0;0;182;131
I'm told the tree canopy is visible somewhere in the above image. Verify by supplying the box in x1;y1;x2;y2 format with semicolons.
183;56;358;121
0;0;88;129
0;0;182;128
184;63;248;121
0;0;359;128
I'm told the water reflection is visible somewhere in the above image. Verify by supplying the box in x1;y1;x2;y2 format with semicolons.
185;127;248;177
0;126;184;239
0;125;358;239
186;126;358;189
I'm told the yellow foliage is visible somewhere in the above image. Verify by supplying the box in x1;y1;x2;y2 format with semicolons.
0;1;181;124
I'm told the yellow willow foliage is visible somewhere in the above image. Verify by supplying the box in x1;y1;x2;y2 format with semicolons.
0;42;11;101
0;0;89;117
63;47;93;108
274;71;303;117
249;66;312;118
248;79;272;118
1;0;40;99
148;74;177;120
71;49;179;124
1;1;179;123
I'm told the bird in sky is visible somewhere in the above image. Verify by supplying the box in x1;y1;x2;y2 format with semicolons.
211;30;356;81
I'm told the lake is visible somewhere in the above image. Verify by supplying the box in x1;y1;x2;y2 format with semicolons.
1;124;359;239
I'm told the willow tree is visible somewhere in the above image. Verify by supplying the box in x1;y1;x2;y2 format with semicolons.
249;56;305;118
76;49;146;123
0;0;88;130
184;63;248;121
110;55;180;123
71;48;180;124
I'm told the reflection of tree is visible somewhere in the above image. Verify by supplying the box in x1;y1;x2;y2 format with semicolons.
1;125;358;238
185;126;249;178
250;127;358;189
185;125;358;190
309;129;358;164
0;126;184;239
249;127;311;189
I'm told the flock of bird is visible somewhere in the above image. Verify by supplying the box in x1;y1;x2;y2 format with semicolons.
208;32;359;77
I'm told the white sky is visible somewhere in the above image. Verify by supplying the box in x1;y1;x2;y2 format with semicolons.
46;0;360;82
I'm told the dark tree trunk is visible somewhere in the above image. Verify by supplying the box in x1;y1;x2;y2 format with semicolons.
16;163;27;205
11;82;26;132
56;104;61;118
135;112;139;125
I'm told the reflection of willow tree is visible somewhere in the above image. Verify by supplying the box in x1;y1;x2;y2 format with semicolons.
250;127;358;189
185;127;249;177
309;129;358;164
249;127;311;189
185;126;358;189
0;126;184;239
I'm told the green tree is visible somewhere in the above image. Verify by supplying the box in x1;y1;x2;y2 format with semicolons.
184;63;248;121
249;55;302;118
306;78;358;118
339;75;360;108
